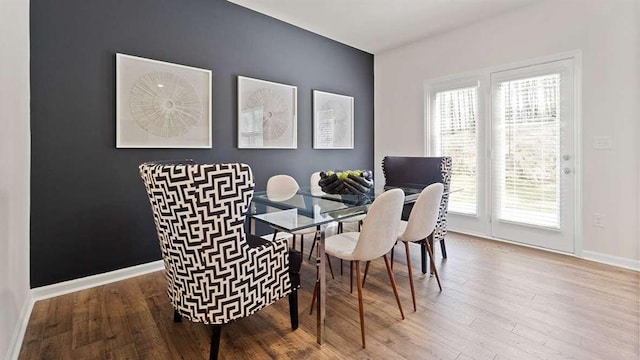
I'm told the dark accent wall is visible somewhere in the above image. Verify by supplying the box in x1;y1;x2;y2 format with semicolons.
30;0;373;287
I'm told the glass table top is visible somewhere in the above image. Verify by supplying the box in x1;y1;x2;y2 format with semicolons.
249;187;424;232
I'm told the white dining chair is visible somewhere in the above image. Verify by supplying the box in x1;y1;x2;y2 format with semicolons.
322;188;406;348
397;183;444;311
267;174;334;278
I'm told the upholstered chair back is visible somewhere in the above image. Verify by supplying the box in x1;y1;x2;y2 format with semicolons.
352;188;405;261
310;171;325;196
266;174;299;201
399;183;444;242
382;156;452;242
139;163;292;325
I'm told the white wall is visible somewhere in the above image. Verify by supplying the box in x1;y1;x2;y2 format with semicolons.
0;0;31;358
375;0;639;265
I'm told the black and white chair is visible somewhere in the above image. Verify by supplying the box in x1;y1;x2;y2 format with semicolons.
139;162;300;360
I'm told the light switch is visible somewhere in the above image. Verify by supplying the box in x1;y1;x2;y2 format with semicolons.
593;136;613;150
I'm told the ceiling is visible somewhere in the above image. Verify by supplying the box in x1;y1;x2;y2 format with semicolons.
227;0;538;54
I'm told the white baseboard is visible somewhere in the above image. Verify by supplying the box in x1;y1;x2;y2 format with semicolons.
582;250;640;271
31;260;164;301
450;230;639;272
6;293;33;360
8;260;164;359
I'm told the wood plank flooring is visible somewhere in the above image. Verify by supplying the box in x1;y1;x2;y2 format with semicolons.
19;233;640;359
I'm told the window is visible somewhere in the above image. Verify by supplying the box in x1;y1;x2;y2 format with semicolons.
493;73;563;229
430;85;479;215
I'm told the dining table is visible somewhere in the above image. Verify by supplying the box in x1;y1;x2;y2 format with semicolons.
248;186;425;346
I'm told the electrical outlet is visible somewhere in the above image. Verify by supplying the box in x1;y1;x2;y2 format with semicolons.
593;213;605;228
593;136;613;150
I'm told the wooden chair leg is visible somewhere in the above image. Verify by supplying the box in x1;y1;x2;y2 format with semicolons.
425;241;442;291
390;245;394;270
308;232;318;260
288;290;299;330
210;324;222;360
326;254;335;279
420;239;427;274
173;309;182;323
383;254;405;320
404;242;416;311
340;259;343;276
440;239;448;259
428;236;436;275
309;281;318;315
350;261;354;293
362;261;370;287
300;234;304;257
355;261;366;348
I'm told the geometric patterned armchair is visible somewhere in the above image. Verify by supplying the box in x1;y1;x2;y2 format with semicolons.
382;156;452;273
139;162;300;360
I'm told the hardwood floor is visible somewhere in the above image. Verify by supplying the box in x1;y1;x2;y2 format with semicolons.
19;233;640;359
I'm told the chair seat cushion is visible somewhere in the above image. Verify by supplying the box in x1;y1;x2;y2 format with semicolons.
325;232;360;261
397;221;410;242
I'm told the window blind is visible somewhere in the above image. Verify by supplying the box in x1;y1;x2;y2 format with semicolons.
493;73;562;229
432;86;478;215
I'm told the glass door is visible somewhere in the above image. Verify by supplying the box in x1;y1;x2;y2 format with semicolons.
490;59;575;252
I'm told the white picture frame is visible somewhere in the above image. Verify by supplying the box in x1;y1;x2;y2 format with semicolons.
116;53;212;148
313;90;354;149
237;76;297;149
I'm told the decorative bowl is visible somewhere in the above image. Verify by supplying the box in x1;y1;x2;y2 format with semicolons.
318;170;374;195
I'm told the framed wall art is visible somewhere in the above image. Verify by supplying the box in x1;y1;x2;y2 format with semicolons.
237;76;297;149
116;53;212;148
313;90;354;149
